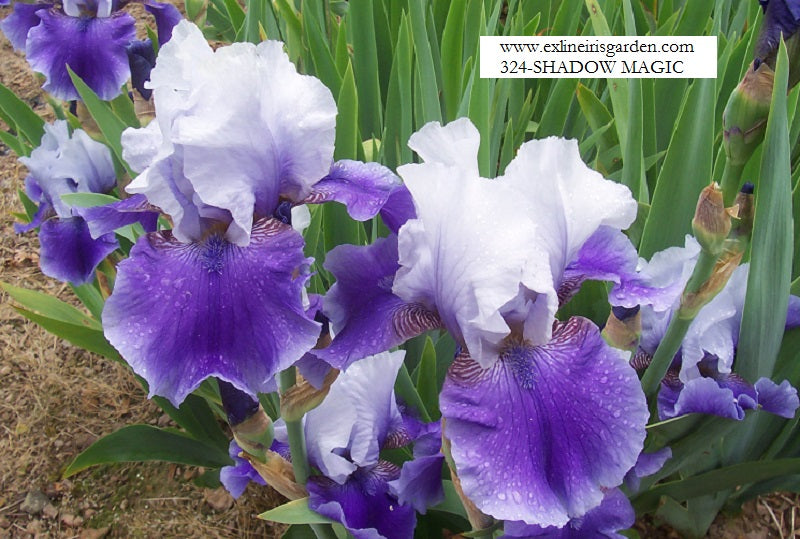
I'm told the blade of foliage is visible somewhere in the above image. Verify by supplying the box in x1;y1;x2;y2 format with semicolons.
13;307;121;361
349;0;383;138
440;0;467;121
151;394;229;450
64;425;232;477
736;40;793;380
639;77;715;258
109;93;139;128
67;68;134;177
0;82;45;147
69;283;105;321
413;336;440;420
259;497;337;525
395;362;432;423
0;130;28;156
538;79;579;138
2;282;100;330
383;15;413;170
409;0;441;124
302;0;341;97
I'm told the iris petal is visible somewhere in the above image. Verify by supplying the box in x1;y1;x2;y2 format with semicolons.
103;218;319;405
38;217;118;284
440;318;647;526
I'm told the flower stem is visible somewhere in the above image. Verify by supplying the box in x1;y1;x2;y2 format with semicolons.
720;159;745;206
279;367;338;539
640;249;720;397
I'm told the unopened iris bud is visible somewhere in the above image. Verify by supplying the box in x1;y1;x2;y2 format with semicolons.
692;183;732;256
280;368;339;422
219;381;274;462
602;305;642;353
723;63;774;167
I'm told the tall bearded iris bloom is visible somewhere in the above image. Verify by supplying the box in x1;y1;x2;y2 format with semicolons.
15;120;120;284
103;21;400;406
611;237;800;421
0;0;180;100
320;119;648;530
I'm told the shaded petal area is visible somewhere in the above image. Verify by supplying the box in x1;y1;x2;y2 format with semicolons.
302;160;401;221
379;184;415;234
658;375;756;421
501;489;635;539
220;440;265;499
559;227;639;306
103;218;320;405
319;236;441;370
388;423;445;515
38;217;118;284
74;194;160;238
0;2;51;50
26;10;136;101
755;378;799;418
624;448;672;493
126;39;156;99
440;318;647;526
308;463;416;539
140;0;182;45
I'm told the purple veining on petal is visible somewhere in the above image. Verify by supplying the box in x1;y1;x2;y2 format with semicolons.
755;378;799;418
220;440;265;499
25;9;136;100
0;2;52;50
302;160;401;221
74;194;160;239
501;488;635;539
103;218;320;405
318;236;441;370
38;217;118;284
440;317;647;526
308;462;416;539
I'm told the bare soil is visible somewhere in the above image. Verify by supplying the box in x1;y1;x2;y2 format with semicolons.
0;5;798;539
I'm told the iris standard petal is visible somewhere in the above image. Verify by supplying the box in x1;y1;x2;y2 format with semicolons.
38;217;118;284
394;160;552;367
301;160;401;221
304;351;405;482
102;218;320;405
406;117;481;175
501;488;635;539
0;2;51;50
440;317;647;526
308;463;416;539
319;236;441;370
26;10;136;101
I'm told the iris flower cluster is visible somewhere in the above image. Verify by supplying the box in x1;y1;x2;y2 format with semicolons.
7;14;800;539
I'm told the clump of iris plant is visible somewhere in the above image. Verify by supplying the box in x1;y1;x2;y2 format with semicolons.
0;0;181;100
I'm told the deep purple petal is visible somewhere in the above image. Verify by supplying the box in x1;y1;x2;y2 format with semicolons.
302;160;401;221
757;0;800;62
786;296;800;329
502;489;635;539
440;318;647;526
38;217;117;284
387;453;444;514
14;200;53;233
26;10;135;100
220;440;266;499
318;236;441;370
73;193;159;238
0;2;51;50
755;378;800;418
102;218;320;405
559;227;639;306
658;376;747;420
126;39;156;99
379;184;415;234
140;0;182;45
308;463;416;539
624;448;672;493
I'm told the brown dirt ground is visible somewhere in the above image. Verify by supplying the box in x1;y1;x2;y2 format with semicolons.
0;5;799;539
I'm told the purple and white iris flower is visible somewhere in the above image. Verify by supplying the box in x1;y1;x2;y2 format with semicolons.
15;120;120;284
102;21;400;406
274;351;442;539
0;0;180;100
321;118;649;530
611;236;800;421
